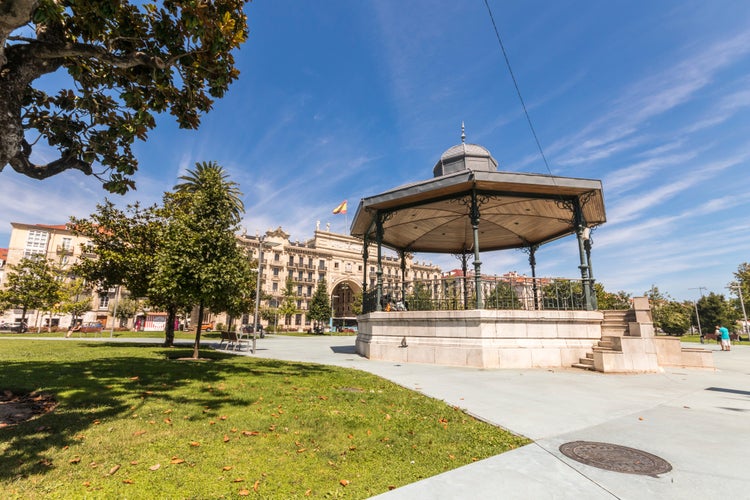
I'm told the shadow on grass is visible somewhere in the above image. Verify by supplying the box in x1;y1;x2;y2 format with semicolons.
0;342;335;481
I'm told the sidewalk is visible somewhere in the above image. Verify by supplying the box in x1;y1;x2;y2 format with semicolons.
232;335;750;499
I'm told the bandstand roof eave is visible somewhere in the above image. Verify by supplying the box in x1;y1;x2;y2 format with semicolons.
350;170;606;253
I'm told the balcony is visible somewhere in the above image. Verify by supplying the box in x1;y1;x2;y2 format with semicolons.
56;245;74;255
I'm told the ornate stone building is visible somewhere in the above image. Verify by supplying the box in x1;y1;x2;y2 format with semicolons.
238;225;442;331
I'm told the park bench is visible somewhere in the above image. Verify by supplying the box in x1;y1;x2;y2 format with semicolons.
218;331;249;351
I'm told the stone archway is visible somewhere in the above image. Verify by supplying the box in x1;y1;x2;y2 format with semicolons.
331;280;361;331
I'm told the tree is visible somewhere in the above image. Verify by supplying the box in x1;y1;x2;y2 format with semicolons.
0;257;61;330
57;277;92;327
308;278;330;332
157;161;252;358
110;295;141;329
658;301;692;336
697;293;737;334
0;0;249;193
70;200;177;341
406;282;433;311
277;277;299;329
596;283;631;310
485;280;522;310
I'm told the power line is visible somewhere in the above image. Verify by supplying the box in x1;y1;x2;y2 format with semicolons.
483;0;552;176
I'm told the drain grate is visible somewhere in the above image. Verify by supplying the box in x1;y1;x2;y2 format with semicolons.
559;441;672;477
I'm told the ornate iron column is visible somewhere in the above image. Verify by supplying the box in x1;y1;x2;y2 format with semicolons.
470;190;483;309
361;234;369;297
525;244;540;310
399;250;407;303
583;229;597;309
572;198;593;310
375;211;384;312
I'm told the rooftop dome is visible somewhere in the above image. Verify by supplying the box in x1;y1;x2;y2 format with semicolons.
432;125;498;177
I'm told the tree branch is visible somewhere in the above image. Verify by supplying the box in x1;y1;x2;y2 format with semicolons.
8;139;93;179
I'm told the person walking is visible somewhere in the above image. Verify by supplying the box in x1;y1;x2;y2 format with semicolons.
717;324;731;351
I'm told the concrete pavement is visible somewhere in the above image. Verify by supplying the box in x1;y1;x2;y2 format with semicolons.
229;335;750;499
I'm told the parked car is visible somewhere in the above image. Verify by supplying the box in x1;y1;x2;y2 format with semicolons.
201;323;214;332
241;324;264;338
79;322;104;333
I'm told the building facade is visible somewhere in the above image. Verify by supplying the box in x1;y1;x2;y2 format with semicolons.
238;225;442;331
1;221;442;332
1;222;118;330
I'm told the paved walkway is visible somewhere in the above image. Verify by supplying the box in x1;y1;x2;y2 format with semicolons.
225;335;750;499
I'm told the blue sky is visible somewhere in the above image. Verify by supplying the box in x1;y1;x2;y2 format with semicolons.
1;1;749;301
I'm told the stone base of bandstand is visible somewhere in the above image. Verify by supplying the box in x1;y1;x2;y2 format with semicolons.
355;309;604;369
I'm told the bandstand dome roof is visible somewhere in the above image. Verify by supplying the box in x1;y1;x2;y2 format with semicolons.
351;140;606;254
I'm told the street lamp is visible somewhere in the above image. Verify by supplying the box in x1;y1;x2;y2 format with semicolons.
728;282;748;339
252;236;279;353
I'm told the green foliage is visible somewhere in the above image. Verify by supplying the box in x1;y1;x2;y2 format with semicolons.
70;200;162;298
308;278;331;327
541;279;583;310
56;277;93;321
485;280;522;310
595;283;631;310
0;341;529;498
156;161;253;356
1;0;249;192
407;282;434;311
697;292;738;333
658;301;692;335
278;277;300;326
0;257;62;322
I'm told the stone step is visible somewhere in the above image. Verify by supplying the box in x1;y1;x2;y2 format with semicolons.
585;352;594;359
572;362;595;371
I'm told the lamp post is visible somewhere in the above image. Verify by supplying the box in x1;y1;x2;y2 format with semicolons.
252;236;279;353
728;282;748;338
689;287;707;339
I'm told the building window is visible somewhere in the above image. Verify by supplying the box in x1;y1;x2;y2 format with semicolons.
307;286;312;296
272;282;278;292
274;253;280;261
345;262;352;273
297;285;302;295
334;262;339;269
295;314;302;326
288;255;294;265
273;268;279;277
24;230;49;258
98;293;110;309
358;265;362;271
319;259;325;269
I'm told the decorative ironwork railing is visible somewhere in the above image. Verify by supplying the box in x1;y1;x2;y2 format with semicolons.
363;276;591;313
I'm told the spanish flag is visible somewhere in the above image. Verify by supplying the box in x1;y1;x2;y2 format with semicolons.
332;200;348;214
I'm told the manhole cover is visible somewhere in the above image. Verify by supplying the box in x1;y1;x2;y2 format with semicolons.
559;441;672;477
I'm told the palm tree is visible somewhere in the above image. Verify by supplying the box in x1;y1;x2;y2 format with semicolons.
173;161;244;222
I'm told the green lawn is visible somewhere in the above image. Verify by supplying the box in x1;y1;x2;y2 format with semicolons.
0;340;529;499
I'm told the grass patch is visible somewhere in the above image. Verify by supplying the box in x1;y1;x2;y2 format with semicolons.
0;340;529;498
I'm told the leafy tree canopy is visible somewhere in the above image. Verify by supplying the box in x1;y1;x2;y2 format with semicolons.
0;256;62;322
0;0;249;193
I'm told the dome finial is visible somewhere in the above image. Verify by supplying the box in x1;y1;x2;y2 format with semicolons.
461;121;466;143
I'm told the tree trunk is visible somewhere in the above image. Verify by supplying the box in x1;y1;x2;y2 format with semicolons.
192;302;204;359
164;305;176;347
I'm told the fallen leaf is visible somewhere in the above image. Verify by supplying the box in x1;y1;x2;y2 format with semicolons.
319;395;328;400
233;478;245;483
638;417;644;421
253;480;260;492
149;464;161;471
130;460;139;465
242;430;260;436
305;488;312;496
69;457;81;464
223;435;230;443
189;441;200;447
340;479;349;486
122;479;134;484
129;376;139;381
133;430;146;437
297;448;307;453
163;418;172;424
209;421;216;425
222;466;233;471
170;457;185;464
238;489;250;496
220;415;228;420
108;465;121;475
82;481;91;487
385;414;391;420
347;434;354;439
163;409;172;414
